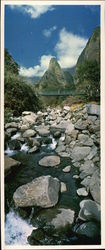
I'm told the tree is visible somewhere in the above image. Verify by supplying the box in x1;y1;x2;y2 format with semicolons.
75;60;100;101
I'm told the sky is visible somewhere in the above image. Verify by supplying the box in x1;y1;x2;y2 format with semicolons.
5;4;100;77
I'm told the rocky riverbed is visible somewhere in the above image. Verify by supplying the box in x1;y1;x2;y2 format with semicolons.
4;103;101;246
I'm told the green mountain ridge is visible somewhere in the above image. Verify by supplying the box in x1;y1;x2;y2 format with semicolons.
35;57;74;93
76;27;100;67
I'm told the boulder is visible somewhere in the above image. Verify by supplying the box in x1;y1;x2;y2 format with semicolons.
13;175;60;208
87;104;100;116
61;182;67;192
22;112;37;125
73;175;79;179
76;221;100;238
63;165;71;173
56;144;66;154
35;126;50;137
23;129;36;138
74;119;88;130
63;106;71;112
5;155;21;176
87;145;97;160
78;199;100;222
28;146;39;154
20;124;30;131
76;187;88;196
89;169;100;204
78;134;93;146
6;128;17;136
80;176;91;188
22;111;32;116
51;208;75;229
5;122;18;129
71;146;91;161
39;155;60;167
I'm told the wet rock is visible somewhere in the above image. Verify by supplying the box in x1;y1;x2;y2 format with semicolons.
77;187;88;196
28;146;39;154
9;139;21;150
39;155;60;167
53;131;61;138
27;228;44;244
51;208;75;229
76;221;100;238
71;146;91;161
63;165;71;173
5;155;21;176
78;199;100;222
89;169;100;204
6;128;17;136
43;137;52;145
61;182;67;192
23;129;36;138
87;104;100;116
73;175;79;179
13;175;60;208
80;176;91;188
65;135;71;145
56;144;66;154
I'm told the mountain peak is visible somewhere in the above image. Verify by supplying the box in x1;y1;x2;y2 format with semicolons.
49;57;60;71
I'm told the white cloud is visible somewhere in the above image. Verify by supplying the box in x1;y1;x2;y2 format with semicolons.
43;26;57;38
55;28;88;68
9;5;54;19
19;55;53;77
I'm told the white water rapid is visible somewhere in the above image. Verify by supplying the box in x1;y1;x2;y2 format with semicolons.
5;209;36;246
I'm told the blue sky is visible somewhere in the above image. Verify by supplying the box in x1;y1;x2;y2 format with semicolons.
5;4;100;77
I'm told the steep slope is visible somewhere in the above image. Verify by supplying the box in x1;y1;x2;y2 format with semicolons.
74;27;100;101
4;49;41;117
76;27;100;66
36;57;74;93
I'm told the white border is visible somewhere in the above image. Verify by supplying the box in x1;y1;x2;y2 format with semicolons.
1;1;105;249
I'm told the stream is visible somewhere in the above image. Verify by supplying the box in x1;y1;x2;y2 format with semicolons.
4;130;100;246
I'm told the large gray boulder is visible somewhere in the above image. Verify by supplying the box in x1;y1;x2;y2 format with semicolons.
5;155;21;176
89;169;100;204
22;112;37;125
74;119;88;130
71;146;91;161
35;125;50;136
87;104;100;116
78;199;100;222
51;208;75;229
39;155;60;167
78;134;94;146
76;221;100;238
23;129;36;138
13;175;60;208
5;122;18;129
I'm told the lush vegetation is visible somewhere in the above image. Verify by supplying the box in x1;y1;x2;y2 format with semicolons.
75;60;100;101
4;49;41;117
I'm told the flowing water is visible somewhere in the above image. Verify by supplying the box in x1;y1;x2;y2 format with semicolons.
4;133;100;246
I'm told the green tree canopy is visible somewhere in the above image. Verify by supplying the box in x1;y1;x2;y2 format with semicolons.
75;60;100;101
